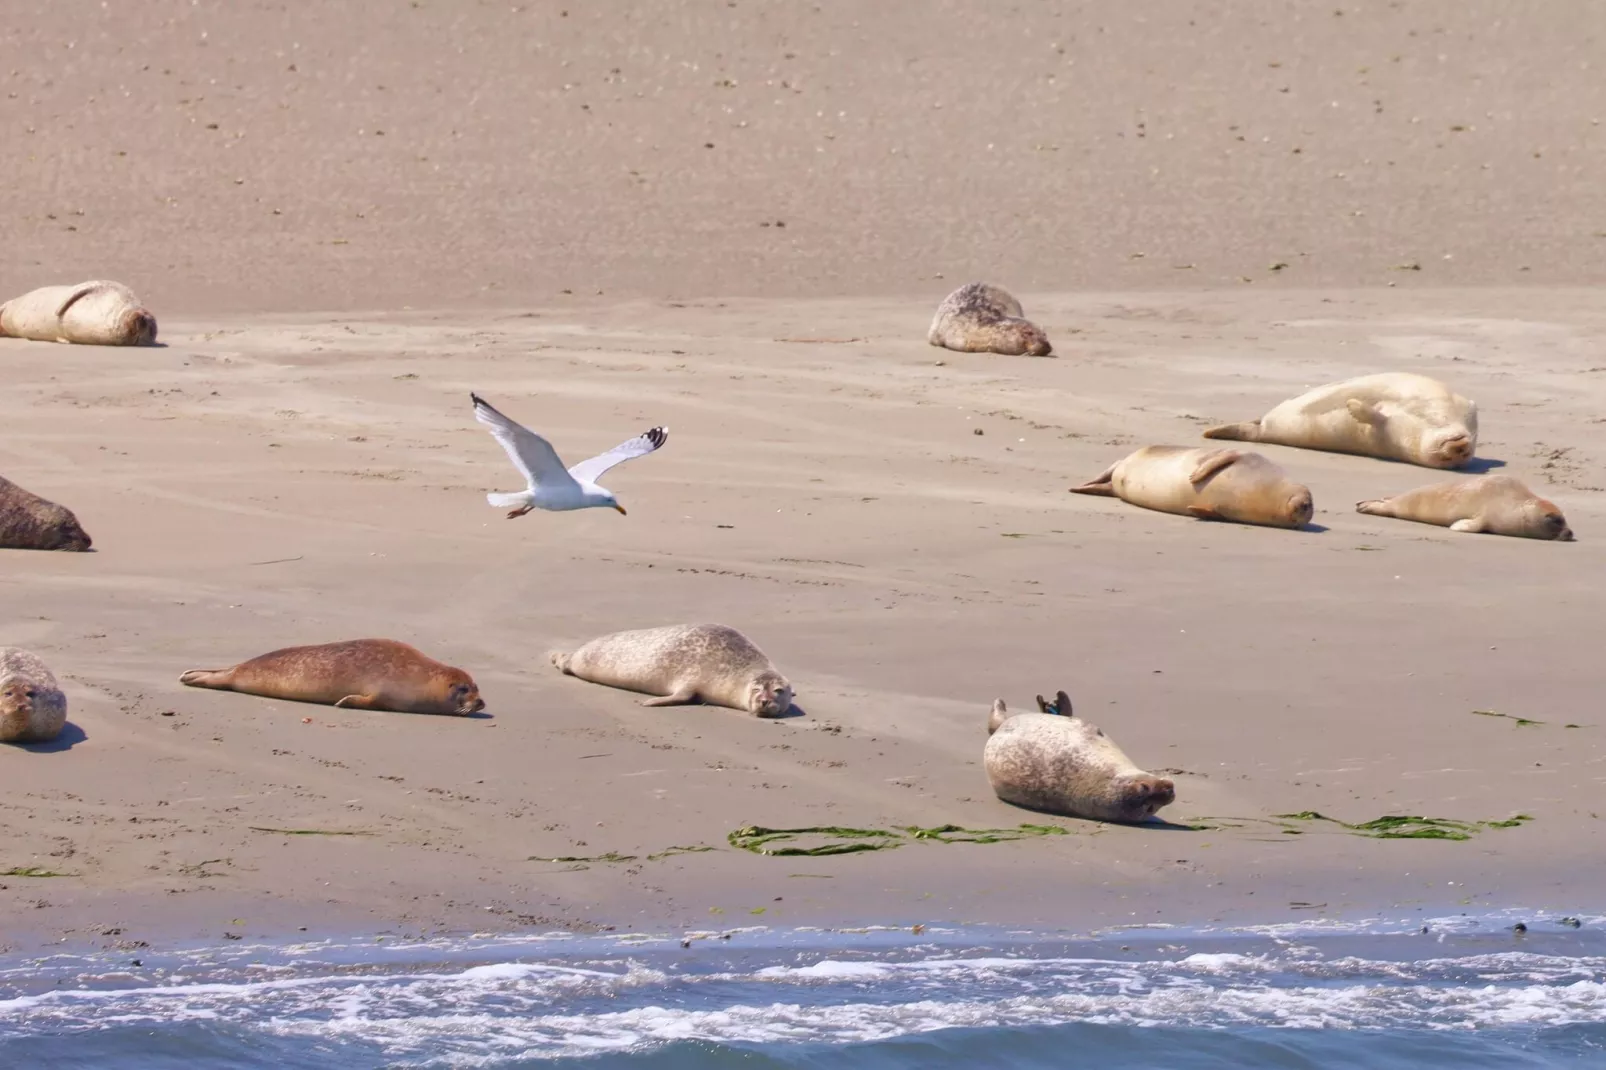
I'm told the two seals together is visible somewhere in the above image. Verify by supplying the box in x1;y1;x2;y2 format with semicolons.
1070;372;1573;540
1;280;157;347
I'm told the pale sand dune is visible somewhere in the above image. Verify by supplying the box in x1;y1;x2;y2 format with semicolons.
1;290;1602;947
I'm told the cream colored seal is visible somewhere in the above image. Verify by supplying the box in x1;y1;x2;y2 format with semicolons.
0;648;69;744
0;474;93;551
984;692;1175;823
551;623;794;717
1357;474;1575;540
0;280;158;346
927;282;1052;356
179;638;486;715
1202;372;1477;468
1070;445;1314;529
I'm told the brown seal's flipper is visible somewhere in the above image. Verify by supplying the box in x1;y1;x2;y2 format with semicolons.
1345;398;1386;426
1186;505;1224;520
641;685;699;707
54;282;102;320
1188;449;1243;485
1201;421;1261;442
1034;690;1073;717
179;669;232;689
334;693;383;709
1069;464;1118;496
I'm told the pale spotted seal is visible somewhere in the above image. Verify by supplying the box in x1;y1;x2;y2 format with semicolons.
927;282;1052;357
0;474;92;551
551;623;794;717
1357;474;1575;540
0;280;158;346
179;638;485;715
984;693;1175;823
0;648;69;744
1203;372;1477;468
1071;445;1315;529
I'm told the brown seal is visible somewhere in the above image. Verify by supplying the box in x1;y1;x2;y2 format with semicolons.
1357;474;1575;540
984;692;1175;823
178;639;486;715
551;623;794;717
0;648;69;744
1202;372;1477;469
1070;445;1315;529
0;280;158;346
0;474;92;551
927;282;1052;357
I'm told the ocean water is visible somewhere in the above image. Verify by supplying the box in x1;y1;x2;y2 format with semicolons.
2;912;1604;1068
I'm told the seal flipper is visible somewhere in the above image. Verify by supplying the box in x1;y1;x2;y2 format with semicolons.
988;699;1011;735
334;693;383;709
1188;449;1243;485
1069;464;1119;496
53;282;103;320
642;686;699;707
1202;421;1262;442
1449;517;1487;533
1346;398;1386;426
1186;505;1224;520
1355;498;1394;516
178;668;233;689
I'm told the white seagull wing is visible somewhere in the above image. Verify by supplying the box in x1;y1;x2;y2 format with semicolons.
470;393;574;490
566;426;669;486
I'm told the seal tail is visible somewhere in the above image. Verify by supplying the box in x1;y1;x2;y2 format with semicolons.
549;651;573;675
1201;421;1262;442
179;668;231;689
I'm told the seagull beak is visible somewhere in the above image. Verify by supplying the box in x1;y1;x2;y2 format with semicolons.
614;503;628;515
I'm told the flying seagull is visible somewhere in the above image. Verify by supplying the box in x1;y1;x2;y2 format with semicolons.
470;393;668;518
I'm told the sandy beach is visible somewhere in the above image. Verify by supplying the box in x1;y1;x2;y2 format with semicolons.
4;1;1606;955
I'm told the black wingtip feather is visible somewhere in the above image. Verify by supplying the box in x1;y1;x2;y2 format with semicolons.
647;426;668;449
470;392;487;407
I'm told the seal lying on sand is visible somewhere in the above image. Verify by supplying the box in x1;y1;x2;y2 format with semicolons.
1071;445;1314;529
984;692;1175;823
0;280;158;346
0;474;92;551
0;648;69;744
551;623;794;717
1202;372;1477;469
1357;474;1575;540
179;639;486;715
927;282;1052;357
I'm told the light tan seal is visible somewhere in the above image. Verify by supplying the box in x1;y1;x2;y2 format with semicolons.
1357;474;1575;541
927;282;1052;357
1070;445;1315;529
551;623;794;717
0;648;69;744
179;638;486;716
0;280;158;346
984;692;1175;823
0;474;93;551
1202;372;1477;469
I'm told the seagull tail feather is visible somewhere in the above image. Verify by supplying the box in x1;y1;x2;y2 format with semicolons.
487;491;527;509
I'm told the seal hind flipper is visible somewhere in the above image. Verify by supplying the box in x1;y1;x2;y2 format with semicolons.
1188;449;1243;484
1355;498;1392;516
988;699;1011;734
1201;421;1262;442
549;651;574;674
1034;690;1073;716
1069;464;1119;496
179;668;231;688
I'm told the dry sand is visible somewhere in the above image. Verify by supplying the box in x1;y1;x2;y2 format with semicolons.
3;1;1605;952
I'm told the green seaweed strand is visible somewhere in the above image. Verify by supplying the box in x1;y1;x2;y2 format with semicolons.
903;823;1070;843
728;825;904;856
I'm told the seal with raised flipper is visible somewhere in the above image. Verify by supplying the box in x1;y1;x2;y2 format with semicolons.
1357;474;1575;541
1070;445;1314;529
551;623;794;717
179;638;486;715
0;280;158;346
0;474;92;551
984;692;1175;823
927;282;1052;357
0;648;69;744
1201;372;1477;469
